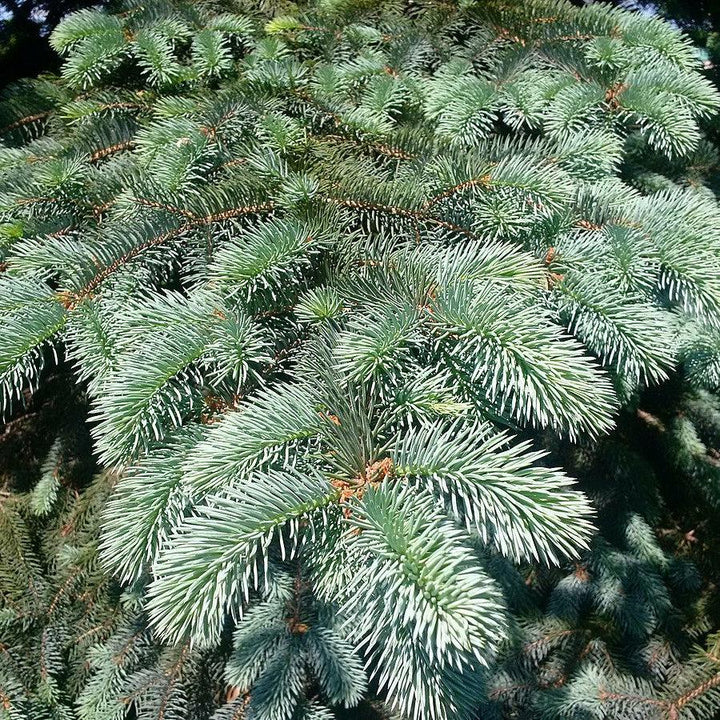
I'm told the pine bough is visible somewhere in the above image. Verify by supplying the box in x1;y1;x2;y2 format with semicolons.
1;0;720;718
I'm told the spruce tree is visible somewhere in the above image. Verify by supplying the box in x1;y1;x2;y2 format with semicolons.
2;1;720;719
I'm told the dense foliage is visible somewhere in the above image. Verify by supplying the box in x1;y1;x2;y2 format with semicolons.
618;0;720;84
2;0;720;718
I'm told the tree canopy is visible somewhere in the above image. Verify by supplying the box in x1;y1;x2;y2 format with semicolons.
2;1;720;719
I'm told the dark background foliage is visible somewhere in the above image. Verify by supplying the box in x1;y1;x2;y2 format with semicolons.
0;0;103;85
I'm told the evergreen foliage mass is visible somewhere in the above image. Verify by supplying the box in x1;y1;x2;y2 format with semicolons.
2;0;720;718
